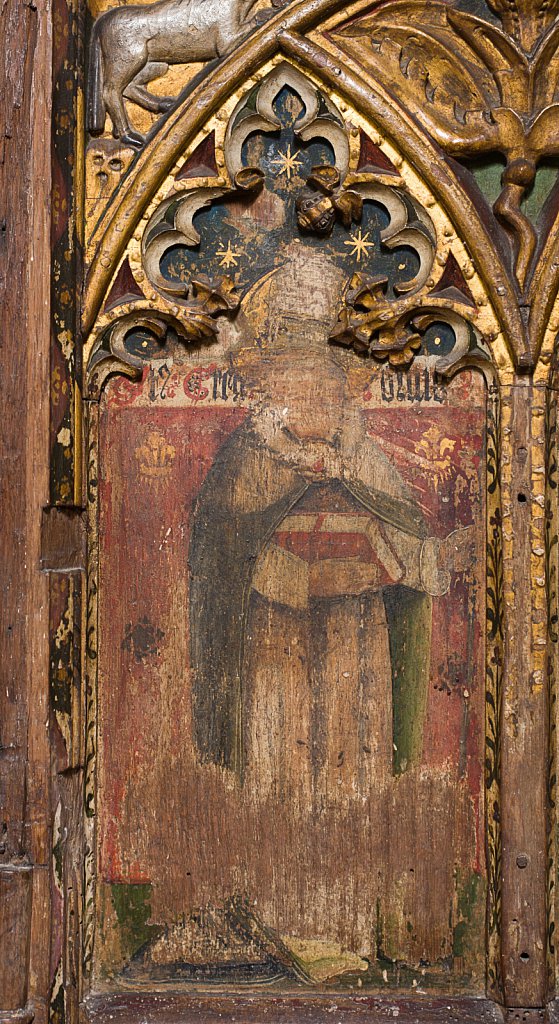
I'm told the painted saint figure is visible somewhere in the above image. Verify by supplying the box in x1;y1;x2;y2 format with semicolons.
188;249;472;802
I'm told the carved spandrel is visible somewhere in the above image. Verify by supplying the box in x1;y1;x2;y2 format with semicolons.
85;139;135;238
329;0;559;290
86;0;284;148
83;0;292;243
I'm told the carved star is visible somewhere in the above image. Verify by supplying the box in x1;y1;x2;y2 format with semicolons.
344;228;375;262
270;144;303;180
216;241;241;269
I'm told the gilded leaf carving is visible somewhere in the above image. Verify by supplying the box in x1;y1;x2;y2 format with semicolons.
333;0;559;287
329;269;482;370
485;0;559;51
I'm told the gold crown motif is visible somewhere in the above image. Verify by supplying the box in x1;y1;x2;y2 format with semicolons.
135;431;176;480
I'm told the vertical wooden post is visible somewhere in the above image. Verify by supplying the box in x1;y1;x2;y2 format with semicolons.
500;379;549;1010
0;1;52;1020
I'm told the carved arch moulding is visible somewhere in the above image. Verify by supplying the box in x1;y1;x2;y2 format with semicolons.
39;0;559;1022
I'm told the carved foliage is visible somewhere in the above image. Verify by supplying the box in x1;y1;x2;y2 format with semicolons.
86;280;240;398
329;270;482;370
332;0;559;287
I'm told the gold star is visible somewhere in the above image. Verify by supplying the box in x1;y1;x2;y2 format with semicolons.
216;240;241;269
344;228;375;262
270;144;303;180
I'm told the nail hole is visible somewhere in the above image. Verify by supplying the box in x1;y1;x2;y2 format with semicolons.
519;951;530;962
517;492;528;503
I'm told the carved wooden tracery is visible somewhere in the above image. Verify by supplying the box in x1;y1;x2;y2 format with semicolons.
17;0;559;1020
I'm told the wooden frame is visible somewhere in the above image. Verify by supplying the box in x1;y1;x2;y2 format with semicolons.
4;0;559;1019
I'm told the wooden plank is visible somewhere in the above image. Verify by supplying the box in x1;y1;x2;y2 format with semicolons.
0;0;52;1017
499;382;549;1007
0;866;32;1009
83;994;505;1024
40;508;86;572
0;0;38;879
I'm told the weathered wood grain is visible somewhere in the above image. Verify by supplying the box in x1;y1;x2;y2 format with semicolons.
0;866;33;1009
0;0;52;1017
546;999;559;1021
41;509;86;573
500;382;549;1008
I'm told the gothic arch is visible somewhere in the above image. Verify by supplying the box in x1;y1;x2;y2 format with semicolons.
82;0;524;373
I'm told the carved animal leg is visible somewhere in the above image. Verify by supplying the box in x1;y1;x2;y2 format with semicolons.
104;82;145;148
124;63;175;114
103;76;145;148
101;43;148;148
